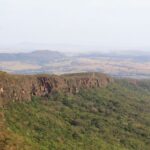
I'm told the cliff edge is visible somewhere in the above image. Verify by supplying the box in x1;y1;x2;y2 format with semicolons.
0;72;113;105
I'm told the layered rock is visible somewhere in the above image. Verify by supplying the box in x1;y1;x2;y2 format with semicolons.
0;72;113;105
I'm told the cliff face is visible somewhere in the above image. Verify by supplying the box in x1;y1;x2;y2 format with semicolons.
0;72;113;105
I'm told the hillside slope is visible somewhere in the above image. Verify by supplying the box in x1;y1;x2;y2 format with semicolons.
0;73;150;150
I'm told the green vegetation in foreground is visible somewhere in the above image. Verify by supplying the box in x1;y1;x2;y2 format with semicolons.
2;80;150;150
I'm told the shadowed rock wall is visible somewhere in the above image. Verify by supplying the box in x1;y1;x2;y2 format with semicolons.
0;72;113;105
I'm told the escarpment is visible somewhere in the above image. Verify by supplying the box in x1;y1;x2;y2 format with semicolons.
0;72;113;105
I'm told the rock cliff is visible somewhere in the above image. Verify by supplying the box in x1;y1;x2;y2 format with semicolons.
0;72;113;105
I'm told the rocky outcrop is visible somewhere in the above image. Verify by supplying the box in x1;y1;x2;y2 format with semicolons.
0;72;113;105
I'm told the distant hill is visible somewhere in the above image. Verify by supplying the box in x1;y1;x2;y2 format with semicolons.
78;51;150;62
0;50;65;64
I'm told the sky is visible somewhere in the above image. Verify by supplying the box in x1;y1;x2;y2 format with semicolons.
0;0;150;53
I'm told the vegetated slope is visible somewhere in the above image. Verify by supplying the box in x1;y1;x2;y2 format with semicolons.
0;73;150;150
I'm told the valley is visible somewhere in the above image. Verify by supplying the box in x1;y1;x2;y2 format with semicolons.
0;50;150;78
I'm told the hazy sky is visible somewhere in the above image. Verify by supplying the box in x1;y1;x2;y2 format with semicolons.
0;0;150;52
